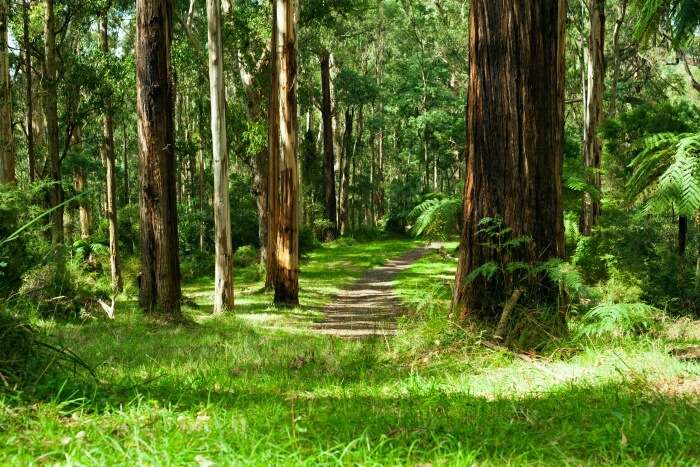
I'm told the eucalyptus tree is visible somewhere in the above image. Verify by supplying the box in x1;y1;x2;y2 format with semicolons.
207;0;234;313
0;0;13;184
452;0;567;323
136;0;182;315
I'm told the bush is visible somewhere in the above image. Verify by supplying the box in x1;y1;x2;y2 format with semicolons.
181;250;214;279
234;245;258;267
299;226;318;253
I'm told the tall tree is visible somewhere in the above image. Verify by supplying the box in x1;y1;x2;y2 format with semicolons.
580;0;605;235
0;0;14;184
44;0;63;241
320;50;337;234
101;13;123;292
266;0;280;290
452;0;567;322
136;0;181;315
22;0;35;182
339;108;352;235
274;0;299;305
207;0;234;313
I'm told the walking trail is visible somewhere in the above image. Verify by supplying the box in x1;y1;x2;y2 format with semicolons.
312;243;441;338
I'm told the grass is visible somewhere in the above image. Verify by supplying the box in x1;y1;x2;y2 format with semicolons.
2;238;700;465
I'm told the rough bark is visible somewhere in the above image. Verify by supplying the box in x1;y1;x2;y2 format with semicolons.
101;15;123;292
207;0;234;313
320;50;338;235
339;109;353;235
273;0;299;305
0;0;14;184
44;0;63;242
136;0;182;315
608;0;627;117
266;0;280;290
452;0;567;321
23;0;35;182
580;0;605;236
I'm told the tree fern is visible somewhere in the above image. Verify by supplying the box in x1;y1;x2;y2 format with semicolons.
627;132;700;215
632;0;700;46
409;195;461;239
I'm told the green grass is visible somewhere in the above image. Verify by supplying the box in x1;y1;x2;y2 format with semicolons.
2;239;700;465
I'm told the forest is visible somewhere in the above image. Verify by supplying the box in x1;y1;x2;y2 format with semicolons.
1;0;700;464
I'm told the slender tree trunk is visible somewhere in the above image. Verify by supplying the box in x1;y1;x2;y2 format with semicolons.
273;0;299;305
320;50;338;235
23;0;35;182
72;127;91;238
608;0;627;117
266;0;280;290
197;97;207;251
44;0;63;242
339;109;353;235
0;0;13;184
136;0;182;315
580;0;605;236
207;0;234;313
101;15;123;292
452;0;567;323
123;123;130;203
679;215;688;257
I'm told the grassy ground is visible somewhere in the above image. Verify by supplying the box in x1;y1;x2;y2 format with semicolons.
2;239;700;465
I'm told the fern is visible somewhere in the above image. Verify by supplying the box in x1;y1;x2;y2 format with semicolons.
632;0;700;45
576;303;661;339
409;195;461;239
627;132;700;216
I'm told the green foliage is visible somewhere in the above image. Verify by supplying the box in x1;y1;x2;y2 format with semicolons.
408;193;461;240
576;303;662;339
234;245;259;268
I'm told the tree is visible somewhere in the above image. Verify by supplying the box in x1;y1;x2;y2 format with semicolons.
452;0;567;322
266;0;280;290
44;0;63;241
273;0;299;305
320;50;337;234
101;13;123;292
580;0;605;236
22;0;35;182
0;0;14;184
207;0;234;313
136;0;182;315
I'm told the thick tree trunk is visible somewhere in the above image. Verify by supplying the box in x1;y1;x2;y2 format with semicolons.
207;0;234;313
339;109;353;235
23;0;35;182
0;0;14;184
44;0;63;242
580;0;605;236
320;50;337;235
101;15;123;293
266;0;280;290
452;0;567;322
136;0;182;315
273;0;299;305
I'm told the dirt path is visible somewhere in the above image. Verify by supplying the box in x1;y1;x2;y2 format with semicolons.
312;244;441;338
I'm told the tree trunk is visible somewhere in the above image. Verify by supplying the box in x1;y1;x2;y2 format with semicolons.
580;0;605;236
207;0;234;313
44;0;63;242
0;0;13;184
136;0;182;315
608;0;627;118
123;123;130;204
320;50;338;235
452;0;567;322
23;0;35;182
339;109;353;235
101;15;123;293
679;215;688;257
266;0;280;290
72;127;91;238
273;0;299;305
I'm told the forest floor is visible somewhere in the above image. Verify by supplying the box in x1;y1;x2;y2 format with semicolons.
2;238;700;465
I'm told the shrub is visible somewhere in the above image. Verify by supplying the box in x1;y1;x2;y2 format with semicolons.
234;245;259;267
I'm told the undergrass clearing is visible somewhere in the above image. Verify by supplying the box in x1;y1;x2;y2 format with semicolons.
2;239;700;465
